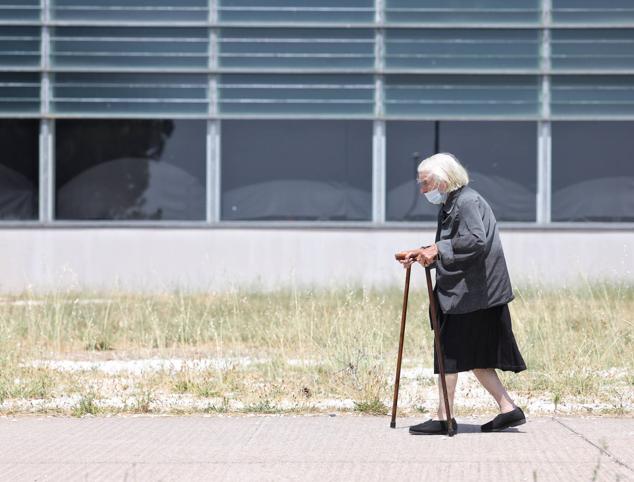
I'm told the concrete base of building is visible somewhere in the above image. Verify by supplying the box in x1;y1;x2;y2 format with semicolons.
1;228;632;293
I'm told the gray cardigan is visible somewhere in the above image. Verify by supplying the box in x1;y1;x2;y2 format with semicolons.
433;186;514;314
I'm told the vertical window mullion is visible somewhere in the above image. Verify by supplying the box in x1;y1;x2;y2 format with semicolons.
372;0;386;223
39;0;53;223
207;120;221;223
537;0;552;224
208;0;220;223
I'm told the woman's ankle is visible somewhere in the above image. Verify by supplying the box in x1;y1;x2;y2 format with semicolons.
436;410;454;420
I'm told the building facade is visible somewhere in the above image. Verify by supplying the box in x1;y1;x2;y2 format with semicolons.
1;1;633;291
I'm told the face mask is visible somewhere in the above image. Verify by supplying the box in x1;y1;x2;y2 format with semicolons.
424;188;447;205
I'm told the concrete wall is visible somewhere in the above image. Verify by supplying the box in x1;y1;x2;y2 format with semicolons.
1;228;632;293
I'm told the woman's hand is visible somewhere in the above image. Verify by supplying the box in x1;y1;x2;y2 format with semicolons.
417;244;438;267
395;249;421;269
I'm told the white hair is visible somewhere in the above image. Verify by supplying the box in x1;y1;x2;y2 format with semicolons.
417;152;469;192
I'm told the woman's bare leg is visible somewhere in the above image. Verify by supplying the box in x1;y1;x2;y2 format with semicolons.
436;373;458;420
472;368;516;413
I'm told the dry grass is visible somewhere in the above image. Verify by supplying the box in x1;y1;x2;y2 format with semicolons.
0;281;632;416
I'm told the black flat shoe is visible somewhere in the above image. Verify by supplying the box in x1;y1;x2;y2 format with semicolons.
481;407;526;432
409;418;458;435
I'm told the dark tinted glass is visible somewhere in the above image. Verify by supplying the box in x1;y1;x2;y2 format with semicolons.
221;120;372;221
0;119;39;220
552;122;634;222
439;122;537;222
55;120;206;220
386;121;537;222
386;121;437;221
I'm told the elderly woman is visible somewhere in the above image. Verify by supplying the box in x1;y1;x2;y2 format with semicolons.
396;152;526;435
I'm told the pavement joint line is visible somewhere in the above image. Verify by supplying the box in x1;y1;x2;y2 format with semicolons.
552;417;634;474
244;417;268;447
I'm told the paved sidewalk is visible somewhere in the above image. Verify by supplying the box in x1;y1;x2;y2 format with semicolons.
0;415;632;481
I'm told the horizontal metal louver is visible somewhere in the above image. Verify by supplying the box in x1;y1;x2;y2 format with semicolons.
384;0;540;24
384;75;540;117
219;74;374;115
552;30;634;71
51;27;210;70
0;72;40;114
52;72;208;115
385;29;540;71
219;28;374;70
552;0;634;24
0;2;633;121
0;26;40;68
552;76;634;117
0;1;40;22
51;0;208;23
218;1;374;24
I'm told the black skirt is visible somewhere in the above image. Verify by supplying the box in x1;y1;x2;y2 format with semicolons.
433;303;527;374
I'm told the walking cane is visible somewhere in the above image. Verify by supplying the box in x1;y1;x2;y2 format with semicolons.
425;267;455;437
390;256;456;436
390;265;411;428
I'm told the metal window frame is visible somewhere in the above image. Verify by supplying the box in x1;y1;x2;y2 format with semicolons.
207;0;219;223
39;0;54;223
537;0;552;224
0;1;632;228
372;0;385;224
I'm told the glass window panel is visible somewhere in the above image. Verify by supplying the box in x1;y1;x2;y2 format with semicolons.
552;0;634;24
552;76;634;117
219;28;374;69
219;74;374;115
52;27;209;69
55;119;206;220
385;29;540;71
385;0;540;24
52;0;208;22
552;122;634;222
52;73;208;115
386;121;438;221
438;121;537;221
384;75;539;117
221;120;372;221
552;30;634;71
0;27;41;68
0;119;38;220
0;72;40;113
386;121;537;222
0;1;40;21
219;1;374;24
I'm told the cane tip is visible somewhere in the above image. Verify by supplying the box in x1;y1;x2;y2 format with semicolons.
390;421;396;429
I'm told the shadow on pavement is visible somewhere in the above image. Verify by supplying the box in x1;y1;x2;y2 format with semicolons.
392;422;526;435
